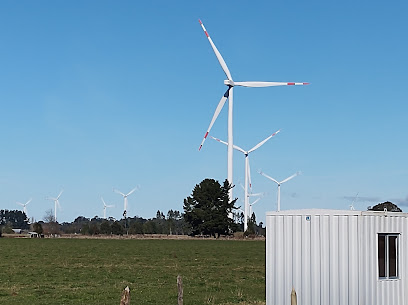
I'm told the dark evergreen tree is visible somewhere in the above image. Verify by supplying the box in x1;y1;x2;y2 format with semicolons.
111;221;124;235
183;179;238;238
129;222;144;234
368;201;402;212
0;210;29;229
100;221;112;234
245;212;257;236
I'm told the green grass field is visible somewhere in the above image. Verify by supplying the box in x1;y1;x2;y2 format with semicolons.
0;238;265;305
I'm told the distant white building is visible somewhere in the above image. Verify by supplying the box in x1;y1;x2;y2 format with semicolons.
266;209;407;305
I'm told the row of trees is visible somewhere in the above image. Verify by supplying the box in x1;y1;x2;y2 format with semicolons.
0;210;29;233
1;179;403;239
31;209;188;236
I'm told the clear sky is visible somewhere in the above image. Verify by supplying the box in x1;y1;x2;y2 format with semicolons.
1;0;407;224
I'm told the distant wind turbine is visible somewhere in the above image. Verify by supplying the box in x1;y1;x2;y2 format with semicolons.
350;192;359;210
258;171;300;212
249;197;262;219
211;130;279;230
101;197;115;219
113;186;138;218
198;19;308;203
16;198;32;216
46;190;63;222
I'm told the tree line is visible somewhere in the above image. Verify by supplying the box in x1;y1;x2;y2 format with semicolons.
0;178;327;238
3;178;402;239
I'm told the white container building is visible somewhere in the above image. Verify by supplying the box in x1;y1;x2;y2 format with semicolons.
266;209;408;305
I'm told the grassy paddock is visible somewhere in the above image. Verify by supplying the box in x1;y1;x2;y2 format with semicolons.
0;238;265;305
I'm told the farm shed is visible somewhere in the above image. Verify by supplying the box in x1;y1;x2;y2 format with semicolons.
266;209;408;305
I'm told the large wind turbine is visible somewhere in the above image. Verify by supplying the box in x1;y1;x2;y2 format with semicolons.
198;19;308;203
46;190;63;222
113;186;138;218
211;130;279;230
258;171;300;212
16;198;32;216
101;197;115;219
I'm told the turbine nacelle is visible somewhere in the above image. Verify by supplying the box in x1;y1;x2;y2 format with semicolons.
224;80;235;86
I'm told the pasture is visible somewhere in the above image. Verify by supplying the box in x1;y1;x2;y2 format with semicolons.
0;238;265;305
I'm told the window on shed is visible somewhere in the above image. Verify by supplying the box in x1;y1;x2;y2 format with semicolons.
378;234;399;279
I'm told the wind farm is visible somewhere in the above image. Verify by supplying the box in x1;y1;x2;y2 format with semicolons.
1;3;407;305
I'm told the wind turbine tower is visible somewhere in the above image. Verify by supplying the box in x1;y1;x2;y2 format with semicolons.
198;19;308;203
101;197;115;219
46;190;63;222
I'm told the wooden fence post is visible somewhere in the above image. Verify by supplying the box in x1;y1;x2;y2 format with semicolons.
291;287;297;305
177;275;183;305
120;286;130;305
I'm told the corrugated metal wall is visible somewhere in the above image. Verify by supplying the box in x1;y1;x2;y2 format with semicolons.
266;210;408;305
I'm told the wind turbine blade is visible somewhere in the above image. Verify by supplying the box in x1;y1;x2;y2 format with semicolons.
210;136;246;154
234;81;309;87
57;200;61;210
57;190;64;200
281;172;300;184
101;197;107;206
126;186;138;197
233;144;246;154
258;170;279;185
16;202;24;207
26;198;32;205
248;129;281;153
107;205;115;208
251;198;261;206
210;136;228;146
113;188;126;197
199;89;229;151
249;192;264;197
198;20;232;80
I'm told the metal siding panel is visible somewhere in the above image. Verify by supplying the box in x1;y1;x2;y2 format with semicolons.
284;215;293;304
338;216;349;305
276;216;284;305
348;216;358;304
370;216;378;305
293;215;302;300
403;216;408;305
266;214;274;305
358;214;366;305
321;215;330;304
301;214;311;305
311;215;321;305
329;214;339;305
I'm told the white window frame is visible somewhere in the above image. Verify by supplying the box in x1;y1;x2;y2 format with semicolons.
378;233;399;280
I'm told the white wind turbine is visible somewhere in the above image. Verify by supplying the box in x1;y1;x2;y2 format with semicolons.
211;129;279;231
113;186;138;218
16;198;32;216
198;19;308;203
258;171;300;212
101;197;115;219
249;197;262;220
46;190;63;222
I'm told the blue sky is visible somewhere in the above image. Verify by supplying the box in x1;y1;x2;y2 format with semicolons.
1;1;407;224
